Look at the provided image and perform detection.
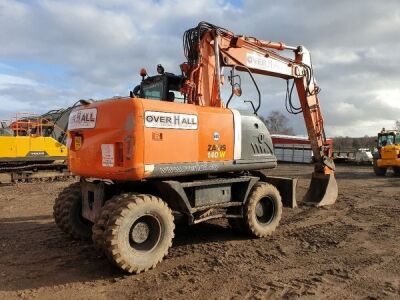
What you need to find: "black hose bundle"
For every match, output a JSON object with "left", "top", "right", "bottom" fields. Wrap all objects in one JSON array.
[
  {"left": 303, "top": 63, "right": 321, "bottom": 97},
  {"left": 183, "top": 22, "right": 230, "bottom": 66},
  {"left": 285, "top": 54, "right": 321, "bottom": 115},
  {"left": 285, "top": 79, "right": 302, "bottom": 115}
]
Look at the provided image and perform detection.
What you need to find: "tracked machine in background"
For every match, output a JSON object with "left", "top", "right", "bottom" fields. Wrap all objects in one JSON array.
[
  {"left": 373, "top": 128, "right": 400, "bottom": 176},
  {"left": 54, "top": 22, "right": 338, "bottom": 274},
  {"left": 0, "top": 105, "right": 76, "bottom": 184}
]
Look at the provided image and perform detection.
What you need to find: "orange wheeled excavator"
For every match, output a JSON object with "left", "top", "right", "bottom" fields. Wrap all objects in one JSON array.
[{"left": 54, "top": 22, "right": 338, "bottom": 274}]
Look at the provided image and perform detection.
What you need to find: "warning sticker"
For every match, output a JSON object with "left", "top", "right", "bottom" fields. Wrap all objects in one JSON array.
[{"left": 101, "top": 144, "right": 114, "bottom": 167}]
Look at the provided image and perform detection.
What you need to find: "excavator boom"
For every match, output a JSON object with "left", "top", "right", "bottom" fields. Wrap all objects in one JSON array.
[{"left": 181, "top": 22, "right": 338, "bottom": 206}]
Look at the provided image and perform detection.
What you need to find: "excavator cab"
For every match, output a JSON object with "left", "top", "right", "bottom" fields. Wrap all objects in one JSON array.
[
  {"left": 377, "top": 131, "right": 397, "bottom": 147},
  {"left": 0, "top": 122, "right": 13, "bottom": 136},
  {"left": 132, "top": 71, "right": 184, "bottom": 102}
]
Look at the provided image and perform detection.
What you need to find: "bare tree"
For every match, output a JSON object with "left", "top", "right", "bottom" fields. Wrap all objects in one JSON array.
[
  {"left": 333, "top": 136, "right": 376, "bottom": 151},
  {"left": 395, "top": 120, "right": 400, "bottom": 131},
  {"left": 262, "top": 110, "right": 294, "bottom": 135}
]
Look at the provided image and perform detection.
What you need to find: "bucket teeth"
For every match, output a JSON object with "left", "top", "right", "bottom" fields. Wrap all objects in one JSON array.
[{"left": 303, "top": 172, "right": 338, "bottom": 207}]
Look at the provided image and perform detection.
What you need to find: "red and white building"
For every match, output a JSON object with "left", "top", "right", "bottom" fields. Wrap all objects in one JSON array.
[{"left": 271, "top": 134, "right": 333, "bottom": 163}]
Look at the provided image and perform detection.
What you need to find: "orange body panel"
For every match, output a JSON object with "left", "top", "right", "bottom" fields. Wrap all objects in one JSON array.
[
  {"left": 69, "top": 99, "right": 144, "bottom": 180},
  {"left": 141, "top": 100, "right": 233, "bottom": 164},
  {"left": 68, "top": 98, "right": 234, "bottom": 181}
]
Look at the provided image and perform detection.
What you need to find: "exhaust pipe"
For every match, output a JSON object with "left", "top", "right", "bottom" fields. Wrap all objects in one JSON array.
[{"left": 303, "top": 172, "right": 338, "bottom": 207}]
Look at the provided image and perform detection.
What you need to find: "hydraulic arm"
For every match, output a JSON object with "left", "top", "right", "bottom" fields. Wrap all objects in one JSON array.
[{"left": 181, "top": 22, "right": 337, "bottom": 206}]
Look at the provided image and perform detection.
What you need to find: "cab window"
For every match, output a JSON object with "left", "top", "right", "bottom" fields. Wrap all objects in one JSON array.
[
  {"left": 379, "top": 135, "right": 395, "bottom": 147},
  {"left": 141, "top": 80, "right": 164, "bottom": 100}
]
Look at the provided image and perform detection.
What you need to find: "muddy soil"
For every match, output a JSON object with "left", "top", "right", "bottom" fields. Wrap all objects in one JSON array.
[{"left": 0, "top": 164, "right": 399, "bottom": 299}]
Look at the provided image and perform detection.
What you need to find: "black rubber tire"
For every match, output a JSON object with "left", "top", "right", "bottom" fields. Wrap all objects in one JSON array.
[
  {"left": 243, "top": 182, "right": 282, "bottom": 238},
  {"left": 92, "top": 200, "right": 117, "bottom": 253},
  {"left": 92, "top": 193, "right": 133, "bottom": 254},
  {"left": 104, "top": 194, "right": 175, "bottom": 274},
  {"left": 373, "top": 160, "right": 387, "bottom": 176},
  {"left": 53, "top": 182, "right": 92, "bottom": 240},
  {"left": 394, "top": 167, "right": 400, "bottom": 176}
]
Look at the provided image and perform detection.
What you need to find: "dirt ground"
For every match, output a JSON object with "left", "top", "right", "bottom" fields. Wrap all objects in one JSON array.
[{"left": 0, "top": 164, "right": 399, "bottom": 299}]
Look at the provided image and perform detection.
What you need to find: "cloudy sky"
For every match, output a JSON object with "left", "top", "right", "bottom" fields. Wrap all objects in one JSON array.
[{"left": 0, "top": 0, "right": 399, "bottom": 137}]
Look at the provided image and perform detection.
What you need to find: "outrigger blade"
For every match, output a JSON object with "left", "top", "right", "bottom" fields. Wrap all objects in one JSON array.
[{"left": 303, "top": 172, "right": 338, "bottom": 207}]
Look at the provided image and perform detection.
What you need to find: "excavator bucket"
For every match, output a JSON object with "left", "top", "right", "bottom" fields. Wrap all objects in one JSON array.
[{"left": 303, "top": 172, "right": 338, "bottom": 207}]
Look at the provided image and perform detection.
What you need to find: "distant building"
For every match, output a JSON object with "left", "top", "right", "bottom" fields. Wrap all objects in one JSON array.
[{"left": 271, "top": 134, "right": 333, "bottom": 163}]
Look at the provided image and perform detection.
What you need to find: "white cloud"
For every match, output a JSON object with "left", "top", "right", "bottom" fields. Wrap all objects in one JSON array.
[
  {"left": 313, "top": 48, "right": 360, "bottom": 65},
  {"left": 0, "top": 74, "right": 38, "bottom": 90},
  {"left": 0, "top": 62, "right": 16, "bottom": 71},
  {"left": 373, "top": 89, "right": 400, "bottom": 109},
  {"left": 335, "top": 102, "right": 359, "bottom": 115},
  {"left": 0, "top": 0, "right": 399, "bottom": 136},
  {"left": 329, "top": 119, "right": 396, "bottom": 137}
]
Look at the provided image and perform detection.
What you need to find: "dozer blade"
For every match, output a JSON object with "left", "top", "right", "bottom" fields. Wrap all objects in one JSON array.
[{"left": 303, "top": 172, "right": 338, "bottom": 207}]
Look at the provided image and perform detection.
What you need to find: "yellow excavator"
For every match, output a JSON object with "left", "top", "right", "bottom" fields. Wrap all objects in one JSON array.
[
  {"left": 373, "top": 128, "right": 400, "bottom": 176},
  {"left": 0, "top": 105, "right": 76, "bottom": 183}
]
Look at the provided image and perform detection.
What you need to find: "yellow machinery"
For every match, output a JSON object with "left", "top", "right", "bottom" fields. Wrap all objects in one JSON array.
[
  {"left": 373, "top": 128, "right": 400, "bottom": 176},
  {"left": 0, "top": 135, "right": 67, "bottom": 163},
  {"left": 0, "top": 107, "right": 74, "bottom": 183}
]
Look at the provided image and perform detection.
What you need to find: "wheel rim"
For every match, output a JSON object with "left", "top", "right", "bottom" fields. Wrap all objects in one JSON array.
[
  {"left": 129, "top": 215, "right": 162, "bottom": 252},
  {"left": 255, "top": 196, "right": 275, "bottom": 225}
]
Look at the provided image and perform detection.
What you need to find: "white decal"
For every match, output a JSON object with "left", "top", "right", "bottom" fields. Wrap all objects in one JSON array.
[
  {"left": 231, "top": 109, "right": 242, "bottom": 160},
  {"left": 144, "top": 111, "right": 198, "bottom": 130},
  {"left": 246, "top": 52, "right": 291, "bottom": 75},
  {"left": 101, "top": 144, "right": 114, "bottom": 167},
  {"left": 144, "top": 164, "right": 155, "bottom": 175},
  {"left": 158, "top": 163, "right": 219, "bottom": 175},
  {"left": 68, "top": 108, "right": 97, "bottom": 130}
]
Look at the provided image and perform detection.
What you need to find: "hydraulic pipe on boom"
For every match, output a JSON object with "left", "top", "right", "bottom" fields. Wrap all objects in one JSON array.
[{"left": 181, "top": 22, "right": 338, "bottom": 206}]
